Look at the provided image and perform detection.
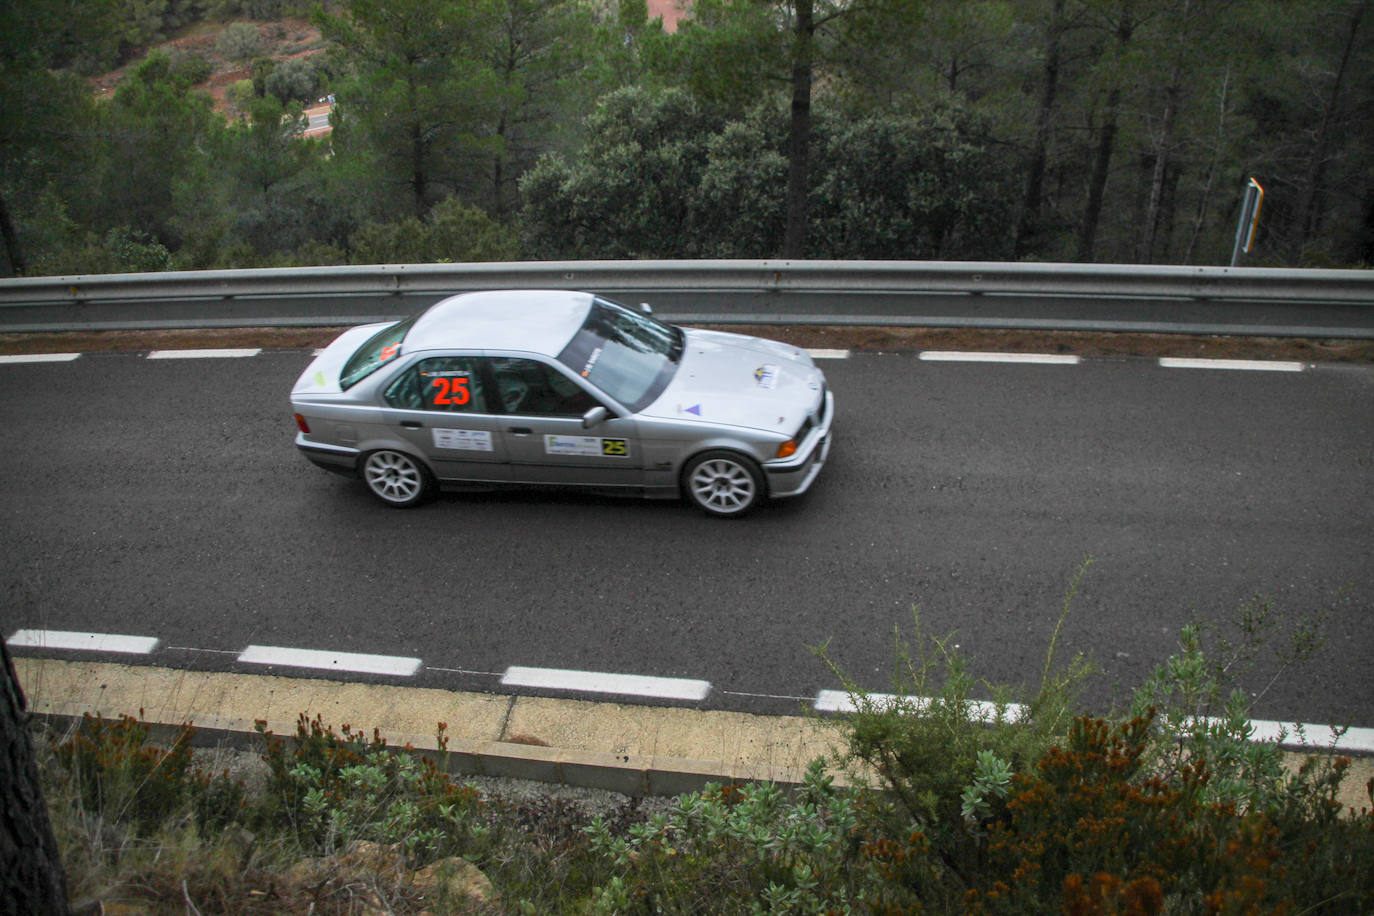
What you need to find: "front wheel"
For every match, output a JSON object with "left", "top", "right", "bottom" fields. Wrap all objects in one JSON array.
[
  {"left": 684, "top": 451, "right": 764, "bottom": 518},
  {"left": 361, "top": 449, "right": 434, "bottom": 508}
]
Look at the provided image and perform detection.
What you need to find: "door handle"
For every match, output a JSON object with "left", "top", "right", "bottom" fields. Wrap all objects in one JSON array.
[
  {"left": 509, "top": 426, "right": 533, "bottom": 436},
  {"left": 400, "top": 421, "right": 423, "bottom": 429}
]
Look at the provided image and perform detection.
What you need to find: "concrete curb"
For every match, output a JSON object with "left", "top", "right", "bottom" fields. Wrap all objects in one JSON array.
[
  {"left": 17, "top": 658, "right": 1371, "bottom": 809},
  {"left": 16, "top": 658, "right": 847, "bottom": 797}
]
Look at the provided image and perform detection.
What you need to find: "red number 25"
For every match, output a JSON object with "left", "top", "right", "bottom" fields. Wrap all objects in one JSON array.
[{"left": 431, "top": 376, "right": 471, "bottom": 406}]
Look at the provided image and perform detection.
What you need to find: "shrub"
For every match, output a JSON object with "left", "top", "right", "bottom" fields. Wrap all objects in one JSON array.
[
  {"left": 817, "top": 559, "right": 1097, "bottom": 888},
  {"left": 254, "top": 714, "right": 489, "bottom": 863},
  {"left": 350, "top": 197, "right": 518, "bottom": 264},
  {"left": 51, "top": 714, "right": 245, "bottom": 836},
  {"left": 264, "top": 56, "right": 320, "bottom": 104},
  {"left": 584, "top": 759, "right": 935, "bottom": 914},
  {"left": 216, "top": 22, "right": 263, "bottom": 63}
]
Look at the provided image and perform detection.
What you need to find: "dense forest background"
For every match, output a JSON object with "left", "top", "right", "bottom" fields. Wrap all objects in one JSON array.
[{"left": 0, "top": 0, "right": 1370, "bottom": 278}]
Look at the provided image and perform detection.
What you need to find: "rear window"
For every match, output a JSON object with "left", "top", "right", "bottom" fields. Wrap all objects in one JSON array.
[{"left": 340, "top": 316, "right": 419, "bottom": 390}]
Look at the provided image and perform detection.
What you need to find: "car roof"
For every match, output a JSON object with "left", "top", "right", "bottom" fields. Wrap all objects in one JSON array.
[{"left": 403, "top": 290, "right": 595, "bottom": 356}]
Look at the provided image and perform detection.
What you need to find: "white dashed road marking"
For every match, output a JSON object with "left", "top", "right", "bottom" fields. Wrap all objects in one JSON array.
[
  {"left": 7, "top": 630, "right": 1368, "bottom": 750},
  {"left": 7, "top": 629, "right": 159, "bottom": 654},
  {"left": 0, "top": 353, "right": 81, "bottom": 364},
  {"left": 237, "top": 645, "right": 421, "bottom": 676},
  {"left": 146, "top": 348, "right": 263, "bottom": 359},
  {"left": 502, "top": 666, "right": 712, "bottom": 701},
  {"left": 1158, "top": 357, "right": 1305, "bottom": 372},
  {"left": 919, "top": 351, "right": 1081, "bottom": 365},
  {"left": 806, "top": 348, "right": 850, "bottom": 359}
]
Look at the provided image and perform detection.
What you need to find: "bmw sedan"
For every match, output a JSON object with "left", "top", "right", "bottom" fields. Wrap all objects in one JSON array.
[{"left": 290, "top": 290, "right": 833, "bottom": 517}]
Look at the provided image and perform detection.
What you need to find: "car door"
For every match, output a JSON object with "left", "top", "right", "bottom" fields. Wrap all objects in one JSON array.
[
  {"left": 380, "top": 355, "right": 512, "bottom": 482},
  {"left": 485, "top": 355, "right": 643, "bottom": 487}
]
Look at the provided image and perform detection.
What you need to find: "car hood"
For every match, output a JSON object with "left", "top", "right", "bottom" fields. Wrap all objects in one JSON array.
[{"left": 640, "top": 329, "right": 824, "bottom": 435}]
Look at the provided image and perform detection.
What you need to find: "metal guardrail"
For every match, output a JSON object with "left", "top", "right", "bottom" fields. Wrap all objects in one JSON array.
[{"left": 1, "top": 260, "right": 1370, "bottom": 337}]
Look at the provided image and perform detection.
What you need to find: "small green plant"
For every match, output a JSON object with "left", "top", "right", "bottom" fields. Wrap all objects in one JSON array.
[
  {"left": 582, "top": 759, "right": 928, "bottom": 914},
  {"left": 255, "top": 713, "right": 487, "bottom": 862},
  {"left": 814, "top": 558, "right": 1098, "bottom": 884},
  {"left": 52, "top": 713, "right": 244, "bottom": 835},
  {"left": 1129, "top": 591, "right": 1342, "bottom": 814}
]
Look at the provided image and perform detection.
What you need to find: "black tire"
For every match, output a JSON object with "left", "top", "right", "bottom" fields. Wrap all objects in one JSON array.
[
  {"left": 683, "top": 450, "right": 765, "bottom": 518},
  {"left": 360, "top": 449, "right": 434, "bottom": 508}
]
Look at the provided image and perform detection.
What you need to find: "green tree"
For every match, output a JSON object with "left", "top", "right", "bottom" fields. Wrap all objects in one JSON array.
[
  {"left": 87, "top": 53, "right": 219, "bottom": 251},
  {"left": 0, "top": 0, "right": 101, "bottom": 275},
  {"left": 315, "top": 0, "right": 502, "bottom": 218},
  {"left": 519, "top": 86, "right": 724, "bottom": 258},
  {"left": 668, "top": 0, "right": 923, "bottom": 258},
  {"left": 810, "top": 107, "right": 1016, "bottom": 259},
  {"left": 475, "top": 0, "right": 607, "bottom": 220}
]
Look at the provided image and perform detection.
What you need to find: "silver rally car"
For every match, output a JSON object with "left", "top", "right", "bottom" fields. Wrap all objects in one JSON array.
[{"left": 291, "top": 290, "right": 834, "bottom": 517}]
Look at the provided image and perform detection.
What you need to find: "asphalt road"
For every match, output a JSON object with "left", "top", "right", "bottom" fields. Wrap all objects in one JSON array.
[{"left": 2, "top": 347, "right": 1370, "bottom": 727}]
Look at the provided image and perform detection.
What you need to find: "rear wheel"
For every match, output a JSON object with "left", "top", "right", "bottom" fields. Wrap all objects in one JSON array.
[
  {"left": 361, "top": 449, "right": 433, "bottom": 508},
  {"left": 684, "top": 451, "right": 764, "bottom": 518}
]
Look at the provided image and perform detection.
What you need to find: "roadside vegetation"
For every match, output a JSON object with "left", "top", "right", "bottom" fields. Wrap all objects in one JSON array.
[
  {"left": 2, "top": 0, "right": 1372, "bottom": 278},
  {"left": 35, "top": 572, "right": 1373, "bottom": 914}
]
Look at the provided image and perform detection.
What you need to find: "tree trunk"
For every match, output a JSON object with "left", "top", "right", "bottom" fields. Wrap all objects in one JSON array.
[
  {"left": 1, "top": 642, "right": 71, "bottom": 916},
  {"left": 1139, "top": 0, "right": 1192, "bottom": 263},
  {"left": 1182, "top": 67, "right": 1229, "bottom": 264},
  {"left": 1015, "top": 0, "right": 1065, "bottom": 259},
  {"left": 782, "top": 0, "right": 814, "bottom": 259},
  {"left": 411, "top": 119, "right": 428, "bottom": 217},
  {"left": 1077, "top": 92, "right": 1120, "bottom": 262},
  {"left": 0, "top": 193, "right": 25, "bottom": 277},
  {"left": 1297, "top": 0, "right": 1366, "bottom": 249},
  {"left": 1076, "top": 5, "right": 1134, "bottom": 262},
  {"left": 1139, "top": 82, "right": 1179, "bottom": 263}
]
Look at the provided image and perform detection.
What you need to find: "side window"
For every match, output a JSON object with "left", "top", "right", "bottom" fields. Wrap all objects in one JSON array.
[
  {"left": 488, "top": 357, "right": 599, "bottom": 417},
  {"left": 384, "top": 357, "right": 489, "bottom": 413}
]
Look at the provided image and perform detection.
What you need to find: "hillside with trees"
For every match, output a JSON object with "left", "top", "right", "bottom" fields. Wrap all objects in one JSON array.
[{"left": 1, "top": 0, "right": 1370, "bottom": 277}]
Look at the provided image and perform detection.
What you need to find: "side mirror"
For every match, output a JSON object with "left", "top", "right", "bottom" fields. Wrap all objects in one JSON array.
[
  {"left": 639, "top": 302, "right": 653, "bottom": 316},
  {"left": 582, "top": 406, "right": 609, "bottom": 428}
]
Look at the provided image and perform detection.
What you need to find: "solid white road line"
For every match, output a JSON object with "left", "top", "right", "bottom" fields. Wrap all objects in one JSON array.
[
  {"left": 1159, "top": 357, "right": 1305, "bottom": 372},
  {"left": 814, "top": 691, "right": 1373, "bottom": 754},
  {"left": 814, "top": 689, "right": 1027, "bottom": 721},
  {"left": 1232, "top": 719, "right": 1374, "bottom": 755},
  {"left": 7, "top": 629, "right": 159, "bottom": 654},
  {"left": 146, "top": 348, "right": 263, "bottom": 359},
  {"left": 919, "top": 351, "right": 1081, "bottom": 365},
  {"left": 0, "top": 353, "right": 81, "bottom": 364},
  {"left": 502, "top": 666, "right": 712, "bottom": 701},
  {"left": 237, "top": 645, "right": 421, "bottom": 677},
  {"left": 806, "top": 348, "right": 851, "bottom": 359}
]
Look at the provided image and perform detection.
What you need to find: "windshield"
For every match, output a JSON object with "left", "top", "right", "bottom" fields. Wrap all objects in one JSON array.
[
  {"left": 340, "top": 316, "right": 419, "bottom": 390},
  {"left": 556, "top": 298, "right": 682, "bottom": 412}
]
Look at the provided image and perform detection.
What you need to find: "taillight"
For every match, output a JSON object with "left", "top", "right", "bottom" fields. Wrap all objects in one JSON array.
[
  {"left": 294, "top": 413, "right": 311, "bottom": 434},
  {"left": 776, "top": 439, "right": 798, "bottom": 459}
]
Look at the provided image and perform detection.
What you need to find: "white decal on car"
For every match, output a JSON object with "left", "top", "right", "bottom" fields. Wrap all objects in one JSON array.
[
  {"left": 544, "top": 435, "right": 630, "bottom": 457},
  {"left": 432, "top": 428, "right": 494, "bottom": 451}
]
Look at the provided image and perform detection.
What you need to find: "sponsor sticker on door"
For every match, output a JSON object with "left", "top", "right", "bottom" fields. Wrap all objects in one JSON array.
[
  {"left": 545, "top": 435, "right": 630, "bottom": 457},
  {"left": 432, "top": 428, "right": 494, "bottom": 451}
]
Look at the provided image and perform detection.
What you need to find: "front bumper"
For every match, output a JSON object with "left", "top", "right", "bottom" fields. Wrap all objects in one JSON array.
[{"left": 763, "top": 390, "right": 834, "bottom": 499}]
